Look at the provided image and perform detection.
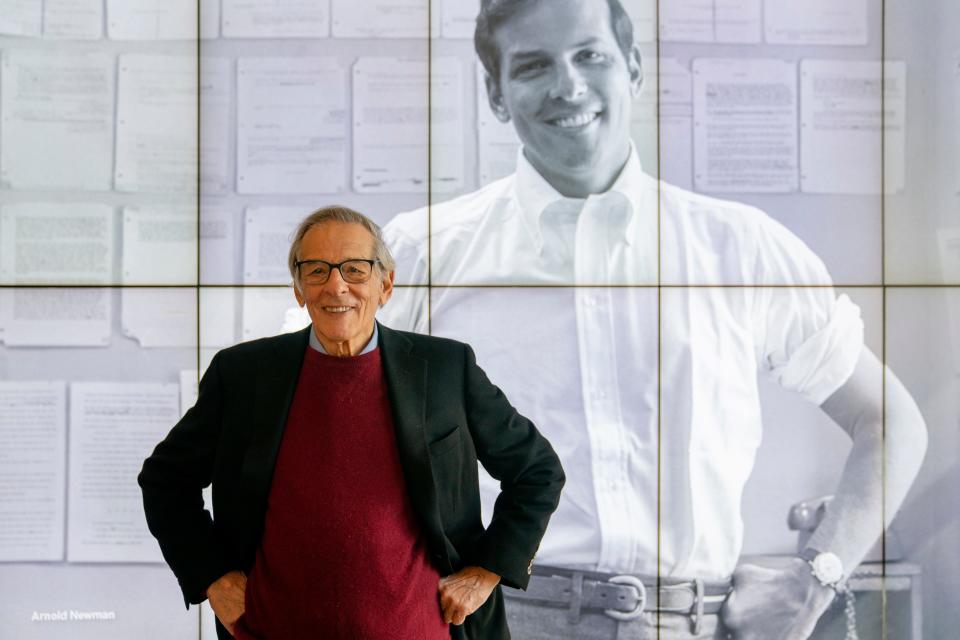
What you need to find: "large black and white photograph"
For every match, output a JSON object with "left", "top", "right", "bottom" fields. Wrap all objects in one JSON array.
[{"left": 0, "top": 0, "right": 957, "bottom": 638}]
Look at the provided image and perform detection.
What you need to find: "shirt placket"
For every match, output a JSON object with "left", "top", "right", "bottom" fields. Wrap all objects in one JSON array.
[{"left": 574, "top": 197, "right": 635, "bottom": 573}]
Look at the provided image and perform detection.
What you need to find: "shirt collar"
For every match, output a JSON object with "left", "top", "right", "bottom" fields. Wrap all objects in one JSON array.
[
  {"left": 513, "top": 143, "right": 644, "bottom": 252},
  {"left": 309, "top": 322, "right": 379, "bottom": 355}
]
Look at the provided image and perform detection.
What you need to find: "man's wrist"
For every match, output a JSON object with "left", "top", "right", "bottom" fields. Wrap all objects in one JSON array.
[
  {"left": 471, "top": 565, "right": 502, "bottom": 587},
  {"left": 207, "top": 570, "right": 244, "bottom": 599}
]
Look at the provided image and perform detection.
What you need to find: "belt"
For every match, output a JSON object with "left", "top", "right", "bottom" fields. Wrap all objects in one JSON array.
[{"left": 505, "top": 565, "right": 732, "bottom": 632}]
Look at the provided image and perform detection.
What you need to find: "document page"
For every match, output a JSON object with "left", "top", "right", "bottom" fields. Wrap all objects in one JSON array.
[
  {"left": 353, "top": 57, "right": 464, "bottom": 193},
  {"left": 121, "top": 205, "right": 197, "bottom": 284},
  {"left": 242, "top": 206, "right": 306, "bottom": 284},
  {"left": 764, "top": 0, "right": 868, "bottom": 45},
  {"left": 476, "top": 63, "right": 520, "bottom": 185},
  {"left": 0, "top": 382, "right": 67, "bottom": 562},
  {"left": 237, "top": 57, "right": 347, "bottom": 194},
  {"left": 0, "top": 0, "right": 41, "bottom": 36},
  {"left": 223, "top": 0, "right": 329, "bottom": 37},
  {"left": 68, "top": 383, "right": 179, "bottom": 563},
  {"left": 631, "top": 57, "right": 694, "bottom": 189},
  {"left": 800, "top": 60, "right": 906, "bottom": 194},
  {"left": 44, "top": 0, "right": 103, "bottom": 39},
  {"left": 0, "top": 51, "right": 113, "bottom": 191},
  {"left": 0, "top": 204, "right": 114, "bottom": 284},
  {"left": 659, "top": 0, "right": 713, "bottom": 43},
  {"left": 715, "top": 0, "right": 761, "bottom": 43},
  {"left": 331, "top": 0, "right": 438, "bottom": 38},
  {"left": 0, "top": 289, "right": 112, "bottom": 347},
  {"left": 107, "top": 0, "right": 216, "bottom": 40},
  {"left": 121, "top": 288, "right": 197, "bottom": 348},
  {"left": 693, "top": 58, "right": 798, "bottom": 193},
  {"left": 115, "top": 55, "right": 212, "bottom": 194}
]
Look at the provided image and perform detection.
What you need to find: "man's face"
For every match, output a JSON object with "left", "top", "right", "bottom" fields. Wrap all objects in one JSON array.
[
  {"left": 486, "top": 0, "right": 642, "bottom": 196},
  {"left": 293, "top": 222, "right": 394, "bottom": 357}
]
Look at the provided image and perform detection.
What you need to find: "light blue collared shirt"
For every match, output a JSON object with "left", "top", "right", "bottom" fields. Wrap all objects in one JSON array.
[{"left": 308, "top": 323, "right": 379, "bottom": 355}]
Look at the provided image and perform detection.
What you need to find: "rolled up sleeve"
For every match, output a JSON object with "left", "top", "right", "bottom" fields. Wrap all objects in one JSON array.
[{"left": 752, "top": 216, "right": 865, "bottom": 405}]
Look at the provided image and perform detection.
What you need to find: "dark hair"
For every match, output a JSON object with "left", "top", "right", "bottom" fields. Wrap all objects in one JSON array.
[
  {"left": 288, "top": 205, "right": 396, "bottom": 290},
  {"left": 475, "top": 0, "right": 635, "bottom": 84}
]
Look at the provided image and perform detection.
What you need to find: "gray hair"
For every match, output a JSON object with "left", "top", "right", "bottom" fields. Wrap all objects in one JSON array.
[{"left": 287, "top": 205, "right": 396, "bottom": 290}]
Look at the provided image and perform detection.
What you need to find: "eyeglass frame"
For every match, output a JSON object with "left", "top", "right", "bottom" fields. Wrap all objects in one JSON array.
[{"left": 294, "top": 258, "right": 382, "bottom": 285}]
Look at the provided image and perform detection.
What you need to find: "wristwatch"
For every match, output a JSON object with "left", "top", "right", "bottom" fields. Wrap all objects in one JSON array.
[
  {"left": 800, "top": 548, "right": 860, "bottom": 640},
  {"left": 800, "top": 548, "right": 845, "bottom": 589}
]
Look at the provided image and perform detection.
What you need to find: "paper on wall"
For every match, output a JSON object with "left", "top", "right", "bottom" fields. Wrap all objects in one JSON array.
[
  {"left": 353, "top": 57, "right": 464, "bottom": 194},
  {"left": 692, "top": 58, "right": 798, "bottom": 193},
  {"left": 0, "top": 382, "right": 67, "bottom": 562},
  {"left": 237, "top": 57, "right": 347, "bottom": 194},
  {"left": 0, "top": 51, "right": 113, "bottom": 191}
]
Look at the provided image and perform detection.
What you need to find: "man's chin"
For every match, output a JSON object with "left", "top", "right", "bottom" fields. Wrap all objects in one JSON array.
[{"left": 529, "top": 148, "right": 597, "bottom": 174}]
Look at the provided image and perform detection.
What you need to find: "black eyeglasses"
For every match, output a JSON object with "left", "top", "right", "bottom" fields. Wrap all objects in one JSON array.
[{"left": 295, "top": 259, "right": 380, "bottom": 285}]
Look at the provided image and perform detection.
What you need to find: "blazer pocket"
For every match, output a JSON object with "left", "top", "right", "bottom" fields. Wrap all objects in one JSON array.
[{"left": 428, "top": 425, "right": 462, "bottom": 457}]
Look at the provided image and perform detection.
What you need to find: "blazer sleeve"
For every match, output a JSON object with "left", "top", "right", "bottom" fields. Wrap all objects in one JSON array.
[
  {"left": 461, "top": 343, "right": 565, "bottom": 589},
  {"left": 138, "top": 352, "right": 233, "bottom": 607}
]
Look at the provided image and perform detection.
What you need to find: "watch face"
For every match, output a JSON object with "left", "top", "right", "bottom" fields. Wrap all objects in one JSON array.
[{"left": 811, "top": 552, "right": 844, "bottom": 585}]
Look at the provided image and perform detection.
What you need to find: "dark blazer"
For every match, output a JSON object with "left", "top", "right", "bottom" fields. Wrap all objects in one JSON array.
[{"left": 139, "top": 322, "right": 564, "bottom": 640}]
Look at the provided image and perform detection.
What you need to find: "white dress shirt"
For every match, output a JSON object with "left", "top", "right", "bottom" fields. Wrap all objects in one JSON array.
[{"left": 379, "top": 148, "right": 863, "bottom": 580}]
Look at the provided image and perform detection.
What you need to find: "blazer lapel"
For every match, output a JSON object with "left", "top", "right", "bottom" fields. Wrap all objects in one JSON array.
[
  {"left": 239, "top": 325, "right": 311, "bottom": 541},
  {"left": 377, "top": 323, "right": 448, "bottom": 561}
]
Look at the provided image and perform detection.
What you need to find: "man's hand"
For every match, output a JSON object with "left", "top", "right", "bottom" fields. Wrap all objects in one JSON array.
[
  {"left": 438, "top": 566, "right": 500, "bottom": 626},
  {"left": 722, "top": 558, "right": 835, "bottom": 640},
  {"left": 207, "top": 570, "right": 247, "bottom": 636}
]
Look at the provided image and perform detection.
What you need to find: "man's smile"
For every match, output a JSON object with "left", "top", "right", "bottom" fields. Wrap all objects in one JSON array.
[
  {"left": 321, "top": 305, "right": 354, "bottom": 313},
  {"left": 547, "top": 111, "right": 601, "bottom": 128}
]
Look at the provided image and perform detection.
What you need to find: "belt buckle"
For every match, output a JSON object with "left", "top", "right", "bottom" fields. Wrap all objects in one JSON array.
[{"left": 603, "top": 574, "right": 647, "bottom": 621}]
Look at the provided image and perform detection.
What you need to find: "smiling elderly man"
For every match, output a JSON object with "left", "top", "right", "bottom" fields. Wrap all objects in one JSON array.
[{"left": 138, "top": 205, "right": 564, "bottom": 640}]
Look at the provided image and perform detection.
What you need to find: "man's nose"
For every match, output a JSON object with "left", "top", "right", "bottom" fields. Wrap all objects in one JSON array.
[
  {"left": 321, "top": 266, "right": 350, "bottom": 293},
  {"left": 548, "top": 62, "right": 587, "bottom": 101}
]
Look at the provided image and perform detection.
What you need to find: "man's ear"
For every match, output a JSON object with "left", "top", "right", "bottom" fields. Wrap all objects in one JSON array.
[
  {"left": 485, "top": 73, "right": 511, "bottom": 123},
  {"left": 294, "top": 284, "right": 305, "bottom": 307},
  {"left": 627, "top": 45, "right": 644, "bottom": 98},
  {"left": 378, "top": 270, "right": 395, "bottom": 307}
]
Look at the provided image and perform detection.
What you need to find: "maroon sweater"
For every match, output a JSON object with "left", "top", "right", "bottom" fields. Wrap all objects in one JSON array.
[{"left": 236, "top": 347, "right": 449, "bottom": 639}]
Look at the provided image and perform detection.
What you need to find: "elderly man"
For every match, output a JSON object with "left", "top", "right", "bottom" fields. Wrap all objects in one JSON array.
[
  {"left": 380, "top": 0, "right": 927, "bottom": 638},
  {"left": 139, "top": 206, "right": 564, "bottom": 639}
]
